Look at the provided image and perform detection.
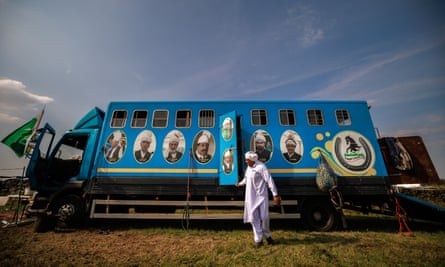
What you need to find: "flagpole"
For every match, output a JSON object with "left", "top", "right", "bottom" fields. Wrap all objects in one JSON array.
[
  {"left": 24, "top": 107, "right": 45, "bottom": 158},
  {"left": 13, "top": 167, "right": 26, "bottom": 225}
]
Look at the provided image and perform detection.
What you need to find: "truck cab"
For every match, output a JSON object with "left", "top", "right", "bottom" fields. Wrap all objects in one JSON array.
[{"left": 26, "top": 108, "right": 104, "bottom": 231}]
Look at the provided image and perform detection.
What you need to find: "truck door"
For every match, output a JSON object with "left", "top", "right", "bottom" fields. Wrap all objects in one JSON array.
[
  {"left": 47, "top": 134, "right": 89, "bottom": 185},
  {"left": 219, "top": 111, "right": 239, "bottom": 185},
  {"left": 26, "top": 123, "right": 56, "bottom": 190}
]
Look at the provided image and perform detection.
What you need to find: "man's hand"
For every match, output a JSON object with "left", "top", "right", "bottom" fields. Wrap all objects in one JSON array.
[{"left": 273, "top": 196, "right": 281, "bottom": 206}]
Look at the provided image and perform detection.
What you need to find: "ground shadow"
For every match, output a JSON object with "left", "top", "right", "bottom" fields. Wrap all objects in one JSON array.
[{"left": 82, "top": 213, "right": 443, "bottom": 234}]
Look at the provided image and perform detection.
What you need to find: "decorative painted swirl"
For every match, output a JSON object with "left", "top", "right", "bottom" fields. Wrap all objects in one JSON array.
[{"left": 311, "top": 148, "right": 344, "bottom": 175}]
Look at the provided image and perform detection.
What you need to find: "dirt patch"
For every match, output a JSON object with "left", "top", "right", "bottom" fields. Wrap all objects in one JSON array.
[{"left": 0, "top": 218, "right": 226, "bottom": 266}]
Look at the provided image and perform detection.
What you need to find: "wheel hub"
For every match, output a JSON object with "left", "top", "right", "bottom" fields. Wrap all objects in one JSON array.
[{"left": 58, "top": 204, "right": 75, "bottom": 222}]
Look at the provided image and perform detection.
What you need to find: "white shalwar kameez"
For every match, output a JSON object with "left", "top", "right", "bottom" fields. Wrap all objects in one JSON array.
[{"left": 238, "top": 160, "right": 278, "bottom": 243}]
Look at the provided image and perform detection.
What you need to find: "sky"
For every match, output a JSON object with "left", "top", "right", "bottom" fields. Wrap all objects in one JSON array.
[{"left": 0, "top": 0, "right": 444, "bottom": 179}]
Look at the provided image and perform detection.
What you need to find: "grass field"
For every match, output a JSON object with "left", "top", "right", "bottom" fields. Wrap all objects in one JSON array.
[{"left": 1, "top": 211, "right": 444, "bottom": 266}]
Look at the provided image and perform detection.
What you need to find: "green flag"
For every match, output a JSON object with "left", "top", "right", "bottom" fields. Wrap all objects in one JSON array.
[{"left": 1, "top": 109, "right": 44, "bottom": 158}]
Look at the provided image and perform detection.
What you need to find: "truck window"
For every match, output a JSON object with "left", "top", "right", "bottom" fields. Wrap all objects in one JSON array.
[
  {"left": 111, "top": 110, "right": 128, "bottom": 128},
  {"left": 336, "top": 109, "right": 351, "bottom": 126},
  {"left": 307, "top": 109, "right": 324, "bottom": 126},
  {"left": 153, "top": 110, "right": 168, "bottom": 128},
  {"left": 279, "top": 109, "right": 296, "bottom": 126},
  {"left": 199, "top": 109, "right": 215, "bottom": 128},
  {"left": 50, "top": 135, "right": 89, "bottom": 182},
  {"left": 176, "top": 110, "right": 192, "bottom": 128},
  {"left": 131, "top": 110, "right": 148, "bottom": 128},
  {"left": 251, "top": 109, "right": 267, "bottom": 126}
]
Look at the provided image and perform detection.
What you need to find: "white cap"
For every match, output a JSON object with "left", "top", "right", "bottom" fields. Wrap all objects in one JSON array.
[
  {"left": 113, "top": 131, "right": 122, "bottom": 141},
  {"left": 223, "top": 118, "right": 232, "bottom": 127},
  {"left": 169, "top": 134, "right": 179, "bottom": 143},
  {"left": 141, "top": 132, "right": 152, "bottom": 143},
  {"left": 245, "top": 151, "right": 258, "bottom": 161},
  {"left": 197, "top": 133, "right": 209, "bottom": 144},
  {"left": 255, "top": 133, "right": 266, "bottom": 143}
]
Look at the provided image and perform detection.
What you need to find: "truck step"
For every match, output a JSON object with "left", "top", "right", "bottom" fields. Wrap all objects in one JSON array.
[{"left": 89, "top": 199, "right": 300, "bottom": 220}]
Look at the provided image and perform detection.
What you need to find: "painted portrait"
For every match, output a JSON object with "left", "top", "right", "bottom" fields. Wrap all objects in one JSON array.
[
  {"left": 163, "top": 130, "right": 185, "bottom": 163},
  {"left": 280, "top": 130, "right": 303, "bottom": 164},
  {"left": 133, "top": 130, "right": 156, "bottom": 163},
  {"left": 193, "top": 130, "right": 215, "bottom": 164},
  {"left": 250, "top": 130, "right": 273, "bottom": 163},
  {"left": 222, "top": 117, "right": 234, "bottom": 141},
  {"left": 104, "top": 130, "right": 127, "bottom": 163}
]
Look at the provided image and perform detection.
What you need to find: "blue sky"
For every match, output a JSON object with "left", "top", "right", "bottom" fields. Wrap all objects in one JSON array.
[{"left": 1, "top": 0, "right": 444, "bottom": 178}]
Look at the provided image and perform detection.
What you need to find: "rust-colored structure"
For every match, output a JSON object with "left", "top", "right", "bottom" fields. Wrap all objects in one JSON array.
[{"left": 378, "top": 136, "right": 439, "bottom": 184}]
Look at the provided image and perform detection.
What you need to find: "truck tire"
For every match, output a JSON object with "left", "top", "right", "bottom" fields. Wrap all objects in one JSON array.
[
  {"left": 302, "top": 199, "right": 339, "bottom": 231},
  {"left": 52, "top": 194, "right": 85, "bottom": 229},
  {"left": 33, "top": 214, "right": 56, "bottom": 233}
]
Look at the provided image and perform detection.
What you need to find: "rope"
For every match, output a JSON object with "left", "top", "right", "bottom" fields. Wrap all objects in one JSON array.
[
  {"left": 329, "top": 186, "right": 343, "bottom": 210},
  {"left": 329, "top": 185, "right": 348, "bottom": 228},
  {"left": 181, "top": 149, "right": 193, "bottom": 231},
  {"left": 12, "top": 167, "right": 27, "bottom": 224},
  {"left": 182, "top": 203, "right": 190, "bottom": 231},
  {"left": 394, "top": 196, "right": 413, "bottom": 237}
]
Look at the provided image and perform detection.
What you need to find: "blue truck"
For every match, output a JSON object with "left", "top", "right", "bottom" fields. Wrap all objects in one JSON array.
[{"left": 25, "top": 100, "right": 442, "bottom": 232}]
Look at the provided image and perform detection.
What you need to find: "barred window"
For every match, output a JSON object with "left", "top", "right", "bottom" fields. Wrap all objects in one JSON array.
[
  {"left": 336, "top": 109, "right": 351, "bottom": 126},
  {"left": 176, "top": 110, "right": 192, "bottom": 128},
  {"left": 307, "top": 109, "right": 324, "bottom": 126},
  {"left": 152, "top": 110, "right": 168, "bottom": 128},
  {"left": 110, "top": 110, "right": 127, "bottom": 128},
  {"left": 131, "top": 110, "right": 148, "bottom": 128},
  {"left": 279, "top": 109, "right": 296, "bottom": 126},
  {"left": 199, "top": 109, "right": 215, "bottom": 128},
  {"left": 251, "top": 109, "right": 267, "bottom": 126}
]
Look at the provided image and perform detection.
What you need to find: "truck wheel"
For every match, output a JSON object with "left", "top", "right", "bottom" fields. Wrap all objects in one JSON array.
[
  {"left": 52, "top": 194, "right": 85, "bottom": 229},
  {"left": 33, "top": 214, "right": 56, "bottom": 233},
  {"left": 302, "top": 199, "right": 339, "bottom": 231}
]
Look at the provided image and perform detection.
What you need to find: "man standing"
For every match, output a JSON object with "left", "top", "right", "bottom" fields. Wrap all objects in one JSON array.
[{"left": 237, "top": 151, "right": 281, "bottom": 248}]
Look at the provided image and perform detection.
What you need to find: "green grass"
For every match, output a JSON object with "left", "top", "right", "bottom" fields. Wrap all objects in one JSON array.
[
  {"left": 1, "top": 206, "right": 444, "bottom": 266},
  {"left": 106, "top": 215, "right": 444, "bottom": 266}
]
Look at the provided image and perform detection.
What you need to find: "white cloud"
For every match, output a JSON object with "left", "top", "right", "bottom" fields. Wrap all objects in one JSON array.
[
  {"left": 0, "top": 78, "right": 54, "bottom": 122},
  {"left": 286, "top": 5, "right": 325, "bottom": 48},
  {"left": 0, "top": 112, "right": 22, "bottom": 123}
]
